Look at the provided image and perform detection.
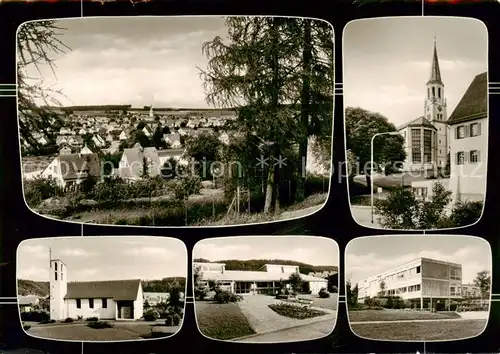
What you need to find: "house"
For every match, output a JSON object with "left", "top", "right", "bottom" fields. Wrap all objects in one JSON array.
[
  {"left": 411, "top": 72, "right": 488, "bottom": 204},
  {"left": 447, "top": 72, "right": 488, "bottom": 203},
  {"left": 163, "top": 133, "right": 181, "bottom": 148},
  {"left": 49, "top": 259, "right": 144, "bottom": 321},
  {"left": 41, "top": 153, "right": 101, "bottom": 188},
  {"left": 142, "top": 126, "right": 153, "bottom": 138},
  {"left": 397, "top": 40, "right": 449, "bottom": 173},
  {"left": 18, "top": 295, "right": 40, "bottom": 313},
  {"left": 104, "top": 141, "right": 121, "bottom": 155},
  {"left": 56, "top": 135, "right": 69, "bottom": 146},
  {"left": 80, "top": 145, "right": 94, "bottom": 155},
  {"left": 194, "top": 262, "right": 328, "bottom": 295},
  {"left": 143, "top": 292, "right": 170, "bottom": 306},
  {"left": 462, "top": 284, "right": 482, "bottom": 298},
  {"left": 356, "top": 257, "right": 462, "bottom": 310},
  {"left": 118, "top": 146, "right": 161, "bottom": 181},
  {"left": 59, "top": 144, "right": 75, "bottom": 156},
  {"left": 119, "top": 130, "right": 128, "bottom": 141},
  {"left": 157, "top": 149, "right": 187, "bottom": 167},
  {"left": 92, "top": 134, "right": 106, "bottom": 148}
]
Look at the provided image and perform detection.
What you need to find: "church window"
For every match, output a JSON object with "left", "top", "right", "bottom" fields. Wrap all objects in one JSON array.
[
  {"left": 102, "top": 298, "right": 108, "bottom": 308},
  {"left": 54, "top": 271, "right": 57, "bottom": 281},
  {"left": 411, "top": 129, "right": 421, "bottom": 163},
  {"left": 89, "top": 298, "right": 94, "bottom": 308},
  {"left": 470, "top": 150, "right": 480, "bottom": 163},
  {"left": 432, "top": 87, "right": 435, "bottom": 97},
  {"left": 423, "top": 130, "right": 432, "bottom": 163},
  {"left": 76, "top": 299, "right": 81, "bottom": 309},
  {"left": 55, "top": 263, "right": 58, "bottom": 271},
  {"left": 438, "top": 87, "right": 441, "bottom": 98}
]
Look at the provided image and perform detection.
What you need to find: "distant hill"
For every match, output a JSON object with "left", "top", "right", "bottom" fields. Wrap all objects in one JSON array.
[
  {"left": 18, "top": 277, "right": 186, "bottom": 297},
  {"left": 193, "top": 258, "right": 338, "bottom": 275}
]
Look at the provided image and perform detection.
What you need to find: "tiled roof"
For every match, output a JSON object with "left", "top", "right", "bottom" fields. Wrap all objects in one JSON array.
[
  {"left": 200, "top": 270, "right": 328, "bottom": 283},
  {"left": 448, "top": 72, "right": 487, "bottom": 125},
  {"left": 121, "top": 147, "right": 161, "bottom": 178},
  {"left": 64, "top": 279, "right": 141, "bottom": 301},
  {"left": 398, "top": 116, "right": 437, "bottom": 130},
  {"left": 57, "top": 153, "right": 101, "bottom": 181}
]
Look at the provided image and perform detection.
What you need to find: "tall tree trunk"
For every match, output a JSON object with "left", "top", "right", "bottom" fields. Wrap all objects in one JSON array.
[
  {"left": 297, "top": 19, "right": 312, "bottom": 202},
  {"left": 264, "top": 18, "right": 281, "bottom": 214}
]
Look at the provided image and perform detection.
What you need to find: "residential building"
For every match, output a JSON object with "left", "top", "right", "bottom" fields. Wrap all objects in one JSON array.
[
  {"left": 118, "top": 146, "right": 161, "bottom": 181},
  {"left": 157, "top": 149, "right": 187, "bottom": 167},
  {"left": 59, "top": 144, "right": 75, "bottom": 156},
  {"left": 49, "top": 258, "right": 144, "bottom": 321},
  {"left": 398, "top": 39, "right": 449, "bottom": 172},
  {"left": 163, "top": 133, "right": 182, "bottom": 148},
  {"left": 356, "top": 257, "right": 463, "bottom": 309},
  {"left": 462, "top": 284, "right": 481, "bottom": 298},
  {"left": 143, "top": 292, "right": 170, "bottom": 306},
  {"left": 447, "top": 71, "right": 488, "bottom": 203},
  {"left": 18, "top": 295, "right": 40, "bottom": 313},
  {"left": 41, "top": 153, "right": 101, "bottom": 188},
  {"left": 194, "top": 262, "right": 328, "bottom": 295}
]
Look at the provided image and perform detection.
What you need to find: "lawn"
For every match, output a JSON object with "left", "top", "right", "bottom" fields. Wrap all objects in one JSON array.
[
  {"left": 351, "top": 319, "right": 487, "bottom": 341},
  {"left": 348, "top": 309, "right": 462, "bottom": 322},
  {"left": 268, "top": 303, "right": 327, "bottom": 320},
  {"left": 195, "top": 301, "right": 255, "bottom": 340}
]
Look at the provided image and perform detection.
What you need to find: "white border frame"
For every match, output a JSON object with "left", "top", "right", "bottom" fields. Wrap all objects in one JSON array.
[
  {"left": 343, "top": 234, "right": 493, "bottom": 343},
  {"left": 16, "top": 15, "right": 335, "bottom": 229},
  {"left": 191, "top": 235, "right": 340, "bottom": 344},
  {"left": 342, "top": 16, "right": 489, "bottom": 232},
  {"left": 15, "top": 235, "right": 189, "bottom": 343}
]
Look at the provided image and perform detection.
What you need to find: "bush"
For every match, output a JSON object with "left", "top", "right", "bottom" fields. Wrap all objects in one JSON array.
[
  {"left": 23, "top": 323, "right": 31, "bottom": 331},
  {"left": 269, "top": 303, "right": 327, "bottom": 319},
  {"left": 165, "top": 313, "right": 181, "bottom": 326},
  {"left": 173, "top": 175, "right": 202, "bottom": 200},
  {"left": 24, "top": 177, "right": 63, "bottom": 207},
  {"left": 21, "top": 311, "right": 49, "bottom": 323},
  {"left": 318, "top": 288, "right": 330, "bottom": 298},
  {"left": 77, "top": 315, "right": 83, "bottom": 321},
  {"left": 86, "top": 321, "right": 113, "bottom": 329},
  {"left": 85, "top": 316, "right": 99, "bottom": 321},
  {"left": 143, "top": 309, "right": 160, "bottom": 321},
  {"left": 194, "top": 287, "right": 208, "bottom": 300},
  {"left": 435, "top": 302, "right": 446, "bottom": 311},
  {"left": 63, "top": 317, "right": 73, "bottom": 323},
  {"left": 213, "top": 289, "right": 242, "bottom": 304},
  {"left": 330, "top": 285, "right": 339, "bottom": 293}
]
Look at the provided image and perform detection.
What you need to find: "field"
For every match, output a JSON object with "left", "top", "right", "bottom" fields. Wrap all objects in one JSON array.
[
  {"left": 348, "top": 309, "right": 462, "bottom": 322},
  {"left": 195, "top": 301, "right": 255, "bottom": 340}
]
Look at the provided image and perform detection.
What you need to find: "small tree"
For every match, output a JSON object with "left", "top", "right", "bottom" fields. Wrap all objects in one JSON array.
[
  {"left": 473, "top": 270, "right": 491, "bottom": 307},
  {"left": 378, "top": 280, "right": 387, "bottom": 297},
  {"left": 193, "top": 266, "right": 208, "bottom": 300},
  {"left": 346, "top": 280, "right": 359, "bottom": 307},
  {"left": 288, "top": 272, "right": 303, "bottom": 293}
]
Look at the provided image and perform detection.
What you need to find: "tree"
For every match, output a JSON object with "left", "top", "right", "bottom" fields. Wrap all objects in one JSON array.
[
  {"left": 153, "top": 125, "right": 165, "bottom": 149},
  {"left": 168, "top": 287, "right": 182, "bottom": 313},
  {"left": 137, "top": 121, "right": 146, "bottom": 130},
  {"left": 378, "top": 280, "right": 387, "bottom": 297},
  {"left": 193, "top": 266, "right": 208, "bottom": 300},
  {"left": 375, "top": 182, "right": 452, "bottom": 229},
  {"left": 184, "top": 133, "right": 222, "bottom": 179},
  {"left": 288, "top": 272, "right": 303, "bottom": 293},
  {"left": 473, "top": 270, "right": 491, "bottom": 306},
  {"left": 162, "top": 126, "right": 171, "bottom": 135},
  {"left": 346, "top": 280, "right": 358, "bottom": 307},
  {"left": 17, "top": 21, "right": 72, "bottom": 152},
  {"left": 345, "top": 107, "right": 406, "bottom": 186},
  {"left": 199, "top": 17, "right": 333, "bottom": 214}
]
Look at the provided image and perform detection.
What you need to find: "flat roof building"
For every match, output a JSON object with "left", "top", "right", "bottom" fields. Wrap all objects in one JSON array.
[{"left": 356, "top": 257, "right": 462, "bottom": 310}]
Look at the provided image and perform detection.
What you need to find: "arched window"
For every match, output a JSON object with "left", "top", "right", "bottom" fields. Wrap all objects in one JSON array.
[
  {"left": 438, "top": 87, "right": 441, "bottom": 98},
  {"left": 432, "top": 87, "right": 435, "bottom": 97}
]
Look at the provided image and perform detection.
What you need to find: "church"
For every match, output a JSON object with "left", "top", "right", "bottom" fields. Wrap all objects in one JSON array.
[
  {"left": 49, "top": 258, "right": 144, "bottom": 321},
  {"left": 398, "top": 39, "right": 449, "bottom": 174}
]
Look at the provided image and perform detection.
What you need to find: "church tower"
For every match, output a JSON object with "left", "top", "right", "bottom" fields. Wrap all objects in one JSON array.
[
  {"left": 49, "top": 257, "right": 67, "bottom": 321},
  {"left": 424, "top": 38, "right": 448, "bottom": 169}
]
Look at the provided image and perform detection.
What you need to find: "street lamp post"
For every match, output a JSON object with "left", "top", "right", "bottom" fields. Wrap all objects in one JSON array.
[{"left": 370, "top": 131, "right": 404, "bottom": 224}]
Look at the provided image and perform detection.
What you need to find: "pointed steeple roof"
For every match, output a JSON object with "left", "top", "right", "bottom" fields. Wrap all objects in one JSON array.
[{"left": 427, "top": 38, "right": 443, "bottom": 85}]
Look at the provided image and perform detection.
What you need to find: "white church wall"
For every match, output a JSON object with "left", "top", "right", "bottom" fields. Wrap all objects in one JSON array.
[
  {"left": 134, "top": 284, "right": 144, "bottom": 320},
  {"left": 67, "top": 298, "right": 116, "bottom": 320}
]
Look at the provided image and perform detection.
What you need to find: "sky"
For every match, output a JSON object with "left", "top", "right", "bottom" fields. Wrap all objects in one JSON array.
[
  {"left": 193, "top": 236, "right": 339, "bottom": 266},
  {"left": 20, "top": 17, "right": 229, "bottom": 108},
  {"left": 17, "top": 236, "right": 187, "bottom": 282},
  {"left": 345, "top": 235, "right": 491, "bottom": 285},
  {"left": 343, "top": 17, "right": 488, "bottom": 127}
]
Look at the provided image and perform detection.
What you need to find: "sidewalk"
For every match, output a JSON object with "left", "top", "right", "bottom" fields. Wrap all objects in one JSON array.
[{"left": 350, "top": 205, "right": 382, "bottom": 228}]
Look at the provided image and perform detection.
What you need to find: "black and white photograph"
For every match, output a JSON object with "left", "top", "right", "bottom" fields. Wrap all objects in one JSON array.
[
  {"left": 344, "top": 17, "right": 488, "bottom": 230},
  {"left": 18, "top": 16, "right": 334, "bottom": 227},
  {"left": 16, "top": 236, "right": 187, "bottom": 342},
  {"left": 345, "top": 235, "right": 491, "bottom": 341},
  {"left": 192, "top": 236, "right": 339, "bottom": 343}
]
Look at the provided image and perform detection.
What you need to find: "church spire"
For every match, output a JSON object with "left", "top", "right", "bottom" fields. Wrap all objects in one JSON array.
[{"left": 427, "top": 37, "right": 443, "bottom": 85}]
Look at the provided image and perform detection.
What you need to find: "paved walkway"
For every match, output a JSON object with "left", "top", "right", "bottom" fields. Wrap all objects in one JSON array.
[
  {"left": 236, "top": 295, "right": 336, "bottom": 335},
  {"left": 236, "top": 319, "right": 335, "bottom": 343},
  {"left": 350, "top": 205, "right": 382, "bottom": 228}
]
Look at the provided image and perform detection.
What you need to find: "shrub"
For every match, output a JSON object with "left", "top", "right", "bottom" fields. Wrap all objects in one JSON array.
[
  {"left": 21, "top": 311, "right": 49, "bottom": 323},
  {"left": 143, "top": 309, "right": 160, "bottom": 322},
  {"left": 269, "top": 303, "right": 327, "bottom": 319},
  {"left": 23, "top": 323, "right": 31, "bottom": 331},
  {"left": 194, "top": 287, "right": 208, "bottom": 300},
  {"left": 319, "top": 288, "right": 330, "bottom": 298},
  {"left": 165, "top": 313, "right": 181, "bottom": 326},
  {"left": 435, "top": 302, "right": 446, "bottom": 311},
  {"left": 63, "top": 317, "right": 73, "bottom": 323},
  {"left": 77, "top": 315, "right": 83, "bottom": 321},
  {"left": 213, "top": 289, "right": 242, "bottom": 304},
  {"left": 24, "top": 177, "right": 63, "bottom": 207},
  {"left": 86, "top": 321, "right": 113, "bottom": 329},
  {"left": 330, "top": 285, "right": 339, "bottom": 293},
  {"left": 85, "top": 316, "right": 99, "bottom": 321},
  {"left": 173, "top": 175, "right": 202, "bottom": 200}
]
